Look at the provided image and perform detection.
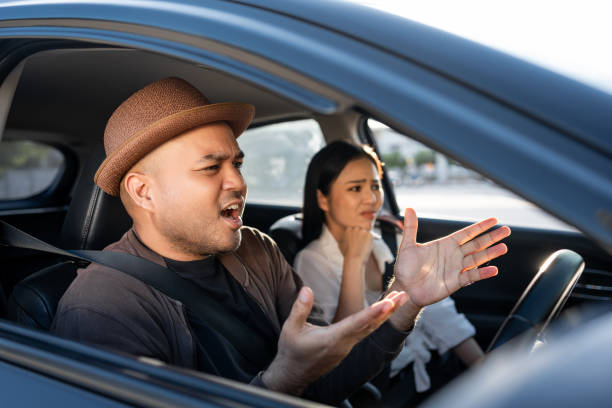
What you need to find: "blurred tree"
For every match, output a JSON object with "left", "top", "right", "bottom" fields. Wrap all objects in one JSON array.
[
  {"left": 0, "top": 141, "right": 62, "bottom": 177},
  {"left": 381, "top": 151, "right": 407, "bottom": 169},
  {"left": 414, "top": 149, "right": 435, "bottom": 166}
]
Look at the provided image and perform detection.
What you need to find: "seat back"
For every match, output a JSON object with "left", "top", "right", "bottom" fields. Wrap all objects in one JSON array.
[
  {"left": 60, "top": 143, "right": 132, "bottom": 250},
  {"left": 268, "top": 213, "right": 304, "bottom": 266},
  {"left": 6, "top": 143, "right": 132, "bottom": 329},
  {"left": 7, "top": 262, "right": 77, "bottom": 330}
]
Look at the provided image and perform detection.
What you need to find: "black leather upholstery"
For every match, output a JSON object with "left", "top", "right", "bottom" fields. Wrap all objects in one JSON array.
[
  {"left": 60, "top": 143, "right": 132, "bottom": 250},
  {"left": 268, "top": 213, "right": 303, "bottom": 266},
  {"left": 6, "top": 262, "right": 77, "bottom": 330},
  {"left": 7, "top": 143, "right": 131, "bottom": 330}
]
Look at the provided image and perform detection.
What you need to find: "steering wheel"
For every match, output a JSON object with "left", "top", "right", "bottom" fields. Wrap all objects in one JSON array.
[{"left": 486, "top": 249, "right": 585, "bottom": 352}]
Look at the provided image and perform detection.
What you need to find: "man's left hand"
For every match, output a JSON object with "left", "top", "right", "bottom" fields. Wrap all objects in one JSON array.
[{"left": 389, "top": 208, "right": 511, "bottom": 327}]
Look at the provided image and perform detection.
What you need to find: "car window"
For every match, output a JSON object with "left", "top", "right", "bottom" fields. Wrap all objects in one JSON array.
[
  {"left": 368, "top": 119, "right": 576, "bottom": 231},
  {"left": 0, "top": 140, "right": 64, "bottom": 200},
  {"left": 239, "top": 119, "right": 325, "bottom": 206}
]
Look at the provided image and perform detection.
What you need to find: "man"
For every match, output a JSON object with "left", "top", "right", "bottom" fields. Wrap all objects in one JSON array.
[{"left": 52, "top": 77, "right": 511, "bottom": 404}]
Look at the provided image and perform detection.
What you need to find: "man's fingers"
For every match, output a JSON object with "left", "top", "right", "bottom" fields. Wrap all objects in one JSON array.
[
  {"left": 460, "top": 226, "right": 511, "bottom": 255},
  {"left": 333, "top": 291, "right": 406, "bottom": 340},
  {"left": 462, "top": 243, "right": 508, "bottom": 271},
  {"left": 459, "top": 265, "right": 498, "bottom": 287},
  {"left": 399, "top": 208, "right": 418, "bottom": 250},
  {"left": 285, "top": 286, "right": 314, "bottom": 332},
  {"left": 450, "top": 217, "right": 498, "bottom": 246},
  {"left": 384, "top": 290, "right": 408, "bottom": 307}
]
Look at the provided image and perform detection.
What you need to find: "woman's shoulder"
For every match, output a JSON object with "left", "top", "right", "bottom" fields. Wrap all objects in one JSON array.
[{"left": 294, "top": 238, "right": 327, "bottom": 268}]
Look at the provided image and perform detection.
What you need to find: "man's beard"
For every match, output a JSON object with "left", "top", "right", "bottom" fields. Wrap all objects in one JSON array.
[{"left": 159, "top": 217, "right": 242, "bottom": 258}]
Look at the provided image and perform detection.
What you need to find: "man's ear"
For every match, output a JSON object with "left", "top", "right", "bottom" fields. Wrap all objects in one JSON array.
[
  {"left": 123, "top": 172, "right": 155, "bottom": 212},
  {"left": 316, "top": 189, "right": 329, "bottom": 213}
]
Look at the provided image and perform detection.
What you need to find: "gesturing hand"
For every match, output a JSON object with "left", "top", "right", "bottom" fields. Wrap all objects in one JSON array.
[
  {"left": 393, "top": 208, "right": 511, "bottom": 309},
  {"left": 261, "top": 286, "right": 407, "bottom": 396}
]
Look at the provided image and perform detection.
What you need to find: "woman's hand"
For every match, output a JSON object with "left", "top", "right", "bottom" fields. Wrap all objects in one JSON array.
[{"left": 338, "top": 226, "right": 374, "bottom": 266}]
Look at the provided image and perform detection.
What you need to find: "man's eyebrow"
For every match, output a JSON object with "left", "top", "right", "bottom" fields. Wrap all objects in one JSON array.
[{"left": 198, "top": 150, "right": 245, "bottom": 162}]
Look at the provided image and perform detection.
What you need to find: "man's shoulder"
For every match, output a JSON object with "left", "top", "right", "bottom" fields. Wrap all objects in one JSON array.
[
  {"left": 236, "top": 226, "right": 282, "bottom": 258},
  {"left": 58, "top": 261, "right": 159, "bottom": 312},
  {"left": 239, "top": 225, "right": 274, "bottom": 245}
]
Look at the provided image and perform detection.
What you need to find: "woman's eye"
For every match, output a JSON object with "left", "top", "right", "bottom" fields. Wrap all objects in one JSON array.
[
  {"left": 233, "top": 161, "right": 243, "bottom": 169},
  {"left": 372, "top": 184, "right": 380, "bottom": 191},
  {"left": 349, "top": 186, "right": 361, "bottom": 192}
]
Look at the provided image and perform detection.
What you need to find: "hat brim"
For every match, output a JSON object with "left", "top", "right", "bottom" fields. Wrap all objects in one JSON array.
[{"left": 94, "top": 102, "right": 254, "bottom": 196}]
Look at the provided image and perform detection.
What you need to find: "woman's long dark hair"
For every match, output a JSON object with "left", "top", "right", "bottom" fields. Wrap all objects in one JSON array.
[{"left": 302, "top": 141, "right": 383, "bottom": 247}]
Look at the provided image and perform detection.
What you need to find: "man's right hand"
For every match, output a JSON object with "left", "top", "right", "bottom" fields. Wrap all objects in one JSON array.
[{"left": 261, "top": 286, "right": 407, "bottom": 396}]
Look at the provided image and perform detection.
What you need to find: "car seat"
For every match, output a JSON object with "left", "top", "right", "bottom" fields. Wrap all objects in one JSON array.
[
  {"left": 268, "top": 213, "right": 304, "bottom": 266},
  {"left": 6, "top": 143, "right": 132, "bottom": 330}
]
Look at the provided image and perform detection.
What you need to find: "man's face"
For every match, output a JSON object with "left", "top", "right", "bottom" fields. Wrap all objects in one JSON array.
[{"left": 145, "top": 121, "right": 247, "bottom": 259}]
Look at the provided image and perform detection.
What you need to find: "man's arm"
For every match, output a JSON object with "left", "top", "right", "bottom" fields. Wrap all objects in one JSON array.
[
  {"left": 300, "top": 320, "right": 408, "bottom": 405},
  {"left": 52, "top": 307, "right": 174, "bottom": 363},
  {"left": 261, "top": 287, "right": 408, "bottom": 397},
  {"left": 257, "top": 208, "right": 509, "bottom": 401}
]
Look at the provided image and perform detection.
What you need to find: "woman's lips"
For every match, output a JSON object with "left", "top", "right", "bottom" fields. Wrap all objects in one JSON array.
[{"left": 361, "top": 211, "right": 376, "bottom": 220}]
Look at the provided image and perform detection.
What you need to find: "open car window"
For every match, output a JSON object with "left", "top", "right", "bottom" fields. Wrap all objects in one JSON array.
[
  {"left": 0, "top": 140, "right": 64, "bottom": 200},
  {"left": 240, "top": 119, "right": 325, "bottom": 206},
  {"left": 368, "top": 119, "right": 576, "bottom": 231}
]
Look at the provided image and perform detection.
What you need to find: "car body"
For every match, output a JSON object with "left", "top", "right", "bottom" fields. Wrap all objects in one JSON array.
[{"left": 0, "top": 0, "right": 610, "bottom": 406}]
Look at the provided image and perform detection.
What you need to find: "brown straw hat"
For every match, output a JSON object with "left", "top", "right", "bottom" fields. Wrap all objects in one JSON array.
[{"left": 94, "top": 77, "right": 255, "bottom": 196}]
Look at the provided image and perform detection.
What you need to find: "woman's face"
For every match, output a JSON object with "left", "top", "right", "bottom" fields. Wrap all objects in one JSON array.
[{"left": 318, "top": 157, "right": 383, "bottom": 235}]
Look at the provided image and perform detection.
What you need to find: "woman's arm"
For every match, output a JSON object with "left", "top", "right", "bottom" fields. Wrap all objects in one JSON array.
[
  {"left": 451, "top": 337, "right": 485, "bottom": 366},
  {"left": 333, "top": 256, "right": 367, "bottom": 322},
  {"left": 332, "top": 227, "right": 374, "bottom": 322}
]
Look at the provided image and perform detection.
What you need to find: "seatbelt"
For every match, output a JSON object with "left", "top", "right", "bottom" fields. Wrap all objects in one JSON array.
[{"left": 0, "top": 220, "right": 275, "bottom": 369}]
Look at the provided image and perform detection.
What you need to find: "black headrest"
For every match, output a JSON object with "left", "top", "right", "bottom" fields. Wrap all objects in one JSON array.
[
  {"left": 269, "top": 213, "right": 303, "bottom": 266},
  {"left": 60, "top": 143, "right": 132, "bottom": 250}
]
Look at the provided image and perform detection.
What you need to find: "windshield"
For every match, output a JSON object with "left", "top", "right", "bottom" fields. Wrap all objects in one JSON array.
[{"left": 354, "top": 0, "right": 612, "bottom": 95}]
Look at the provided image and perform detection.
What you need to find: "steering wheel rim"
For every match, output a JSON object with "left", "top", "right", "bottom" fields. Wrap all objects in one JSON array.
[{"left": 486, "top": 249, "right": 585, "bottom": 352}]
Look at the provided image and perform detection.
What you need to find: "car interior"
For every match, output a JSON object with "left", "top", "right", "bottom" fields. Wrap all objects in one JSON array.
[{"left": 1, "top": 41, "right": 611, "bottom": 404}]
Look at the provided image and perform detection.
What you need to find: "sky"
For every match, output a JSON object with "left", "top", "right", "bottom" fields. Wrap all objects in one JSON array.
[{"left": 350, "top": 0, "right": 612, "bottom": 95}]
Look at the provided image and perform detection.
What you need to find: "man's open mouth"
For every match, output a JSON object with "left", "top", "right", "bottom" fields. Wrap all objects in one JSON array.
[
  {"left": 221, "top": 203, "right": 240, "bottom": 218},
  {"left": 220, "top": 203, "right": 243, "bottom": 229}
]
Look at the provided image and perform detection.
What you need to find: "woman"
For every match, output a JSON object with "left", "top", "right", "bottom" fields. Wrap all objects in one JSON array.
[{"left": 294, "top": 141, "right": 484, "bottom": 396}]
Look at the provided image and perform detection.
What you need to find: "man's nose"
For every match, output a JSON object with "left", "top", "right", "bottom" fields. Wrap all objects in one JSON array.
[{"left": 222, "top": 165, "right": 246, "bottom": 192}]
